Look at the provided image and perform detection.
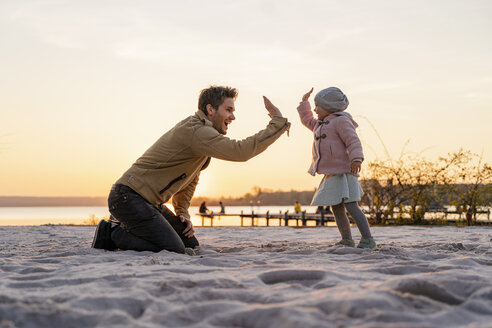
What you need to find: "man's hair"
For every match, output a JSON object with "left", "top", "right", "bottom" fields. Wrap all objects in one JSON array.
[{"left": 198, "top": 85, "right": 238, "bottom": 115}]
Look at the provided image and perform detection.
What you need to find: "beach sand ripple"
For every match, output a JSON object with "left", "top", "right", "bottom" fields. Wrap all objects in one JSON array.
[{"left": 0, "top": 226, "right": 491, "bottom": 327}]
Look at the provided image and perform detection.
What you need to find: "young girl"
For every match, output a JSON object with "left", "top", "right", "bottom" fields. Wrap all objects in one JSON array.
[{"left": 297, "top": 87, "right": 376, "bottom": 249}]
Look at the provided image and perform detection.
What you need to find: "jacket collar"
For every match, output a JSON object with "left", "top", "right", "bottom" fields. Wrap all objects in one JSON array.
[
  {"left": 196, "top": 110, "right": 213, "bottom": 127},
  {"left": 325, "top": 112, "right": 358, "bottom": 127},
  {"left": 326, "top": 112, "right": 343, "bottom": 120}
]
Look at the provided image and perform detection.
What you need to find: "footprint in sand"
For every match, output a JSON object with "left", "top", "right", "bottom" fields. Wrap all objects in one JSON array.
[
  {"left": 394, "top": 278, "right": 463, "bottom": 305},
  {"left": 259, "top": 269, "right": 325, "bottom": 286}
]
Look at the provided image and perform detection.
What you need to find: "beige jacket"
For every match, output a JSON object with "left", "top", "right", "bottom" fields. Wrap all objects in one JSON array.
[{"left": 115, "top": 110, "right": 290, "bottom": 219}]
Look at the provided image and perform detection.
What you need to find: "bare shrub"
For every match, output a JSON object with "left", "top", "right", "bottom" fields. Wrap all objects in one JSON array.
[{"left": 361, "top": 148, "right": 491, "bottom": 225}]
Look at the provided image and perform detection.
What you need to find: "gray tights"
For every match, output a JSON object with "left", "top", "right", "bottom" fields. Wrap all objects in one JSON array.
[{"left": 331, "top": 202, "right": 372, "bottom": 240}]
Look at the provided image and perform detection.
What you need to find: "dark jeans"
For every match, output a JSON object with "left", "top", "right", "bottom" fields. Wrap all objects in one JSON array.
[{"left": 108, "top": 184, "right": 199, "bottom": 253}]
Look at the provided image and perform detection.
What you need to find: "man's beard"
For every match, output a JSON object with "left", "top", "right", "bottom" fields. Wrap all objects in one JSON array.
[{"left": 212, "top": 117, "right": 226, "bottom": 135}]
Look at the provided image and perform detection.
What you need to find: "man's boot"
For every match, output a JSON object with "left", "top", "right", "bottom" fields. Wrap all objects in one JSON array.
[{"left": 91, "top": 219, "right": 118, "bottom": 250}]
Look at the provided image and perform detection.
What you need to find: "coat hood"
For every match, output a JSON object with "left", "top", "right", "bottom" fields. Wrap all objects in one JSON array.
[{"left": 326, "top": 112, "right": 359, "bottom": 128}]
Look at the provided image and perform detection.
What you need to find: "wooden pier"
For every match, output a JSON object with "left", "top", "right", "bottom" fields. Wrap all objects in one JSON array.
[{"left": 197, "top": 210, "right": 335, "bottom": 227}]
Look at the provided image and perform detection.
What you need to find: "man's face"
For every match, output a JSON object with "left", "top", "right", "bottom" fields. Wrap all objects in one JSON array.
[{"left": 207, "top": 97, "right": 236, "bottom": 135}]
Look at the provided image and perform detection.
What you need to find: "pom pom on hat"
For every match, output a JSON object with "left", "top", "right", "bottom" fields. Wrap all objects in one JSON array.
[{"left": 314, "top": 87, "right": 349, "bottom": 112}]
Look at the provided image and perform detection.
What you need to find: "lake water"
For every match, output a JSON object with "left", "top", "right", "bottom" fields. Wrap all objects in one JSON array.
[
  {"left": 0, "top": 205, "right": 489, "bottom": 226},
  {"left": 0, "top": 205, "right": 321, "bottom": 227}
]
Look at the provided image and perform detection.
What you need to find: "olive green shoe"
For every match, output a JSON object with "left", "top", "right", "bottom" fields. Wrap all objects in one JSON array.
[
  {"left": 335, "top": 238, "right": 355, "bottom": 247},
  {"left": 357, "top": 237, "right": 377, "bottom": 249}
]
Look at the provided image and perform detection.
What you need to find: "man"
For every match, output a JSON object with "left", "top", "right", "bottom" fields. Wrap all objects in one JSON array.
[
  {"left": 92, "top": 86, "right": 290, "bottom": 253},
  {"left": 199, "top": 201, "right": 209, "bottom": 214}
]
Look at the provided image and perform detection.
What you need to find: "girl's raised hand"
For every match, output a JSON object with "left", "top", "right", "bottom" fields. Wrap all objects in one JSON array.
[{"left": 302, "top": 88, "right": 314, "bottom": 102}]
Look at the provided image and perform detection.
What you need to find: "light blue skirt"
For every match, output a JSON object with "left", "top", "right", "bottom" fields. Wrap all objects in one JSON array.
[{"left": 311, "top": 174, "right": 364, "bottom": 206}]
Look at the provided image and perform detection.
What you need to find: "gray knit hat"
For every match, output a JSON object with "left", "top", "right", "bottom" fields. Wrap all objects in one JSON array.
[{"left": 314, "top": 87, "right": 349, "bottom": 112}]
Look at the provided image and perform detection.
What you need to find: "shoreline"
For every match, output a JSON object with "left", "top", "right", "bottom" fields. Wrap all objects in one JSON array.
[{"left": 1, "top": 205, "right": 490, "bottom": 227}]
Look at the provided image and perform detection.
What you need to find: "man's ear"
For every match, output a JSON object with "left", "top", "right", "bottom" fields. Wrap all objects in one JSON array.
[{"left": 206, "top": 104, "right": 215, "bottom": 117}]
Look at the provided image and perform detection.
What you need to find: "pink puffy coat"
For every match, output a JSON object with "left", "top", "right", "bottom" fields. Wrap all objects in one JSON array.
[{"left": 297, "top": 101, "right": 364, "bottom": 176}]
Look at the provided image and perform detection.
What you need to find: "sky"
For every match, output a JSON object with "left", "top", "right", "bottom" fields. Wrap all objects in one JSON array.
[{"left": 1, "top": 0, "right": 491, "bottom": 198}]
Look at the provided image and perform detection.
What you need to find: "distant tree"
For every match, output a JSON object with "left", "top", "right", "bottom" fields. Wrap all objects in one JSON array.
[{"left": 252, "top": 186, "right": 262, "bottom": 197}]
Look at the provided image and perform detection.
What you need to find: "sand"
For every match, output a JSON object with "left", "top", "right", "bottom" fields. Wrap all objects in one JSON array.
[{"left": 0, "top": 225, "right": 491, "bottom": 328}]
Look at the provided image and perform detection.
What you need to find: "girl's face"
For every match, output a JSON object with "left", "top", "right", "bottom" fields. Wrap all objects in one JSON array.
[{"left": 314, "top": 105, "right": 330, "bottom": 120}]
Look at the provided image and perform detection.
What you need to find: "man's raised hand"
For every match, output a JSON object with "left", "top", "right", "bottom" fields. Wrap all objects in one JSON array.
[{"left": 263, "top": 96, "right": 283, "bottom": 118}]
